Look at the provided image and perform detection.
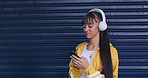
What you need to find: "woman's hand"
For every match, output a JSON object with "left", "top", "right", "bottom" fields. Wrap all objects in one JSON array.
[{"left": 70, "top": 55, "right": 89, "bottom": 70}]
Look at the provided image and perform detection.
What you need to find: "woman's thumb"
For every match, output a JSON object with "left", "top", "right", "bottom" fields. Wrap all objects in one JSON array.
[{"left": 81, "top": 56, "right": 86, "bottom": 60}]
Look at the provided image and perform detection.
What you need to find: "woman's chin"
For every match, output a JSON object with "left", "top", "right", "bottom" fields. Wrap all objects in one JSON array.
[{"left": 86, "top": 36, "right": 91, "bottom": 39}]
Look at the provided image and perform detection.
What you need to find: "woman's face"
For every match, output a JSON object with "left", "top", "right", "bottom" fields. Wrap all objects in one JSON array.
[{"left": 83, "top": 20, "right": 100, "bottom": 39}]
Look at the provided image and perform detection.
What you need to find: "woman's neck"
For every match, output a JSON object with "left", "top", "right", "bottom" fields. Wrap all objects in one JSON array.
[{"left": 87, "top": 33, "right": 100, "bottom": 51}]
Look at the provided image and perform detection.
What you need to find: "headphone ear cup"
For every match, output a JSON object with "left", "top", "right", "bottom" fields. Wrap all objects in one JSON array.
[{"left": 99, "top": 21, "right": 107, "bottom": 31}]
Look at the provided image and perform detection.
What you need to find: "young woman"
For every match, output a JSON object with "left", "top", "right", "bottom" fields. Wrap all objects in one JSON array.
[{"left": 68, "top": 8, "right": 119, "bottom": 78}]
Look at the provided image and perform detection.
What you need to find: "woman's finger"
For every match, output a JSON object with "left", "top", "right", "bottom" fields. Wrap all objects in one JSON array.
[
  {"left": 73, "top": 61, "right": 81, "bottom": 68},
  {"left": 72, "top": 55, "right": 81, "bottom": 61},
  {"left": 71, "top": 56, "right": 82, "bottom": 66},
  {"left": 73, "top": 58, "right": 81, "bottom": 64}
]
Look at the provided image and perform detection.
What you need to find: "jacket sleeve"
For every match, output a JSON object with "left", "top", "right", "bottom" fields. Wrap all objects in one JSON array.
[
  {"left": 85, "top": 65, "right": 105, "bottom": 78},
  {"left": 68, "top": 43, "right": 85, "bottom": 78},
  {"left": 69, "top": 60, "right": 81, "bottom": 78},
  {"left": 112, "top": 47, "right": 119, "bottom": 78}
]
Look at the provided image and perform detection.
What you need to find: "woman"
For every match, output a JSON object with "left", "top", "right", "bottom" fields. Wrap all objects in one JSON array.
[{"left": 69, "top": 8, "right": 119, "bottom": 78}]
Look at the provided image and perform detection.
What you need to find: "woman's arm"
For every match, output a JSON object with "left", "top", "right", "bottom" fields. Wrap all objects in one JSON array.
[
  {"left": 69, "top": 59, "right": 81, "bottom": 78},
  {"left": 112, "top": 48, "right": 119, "bottom": 78}
]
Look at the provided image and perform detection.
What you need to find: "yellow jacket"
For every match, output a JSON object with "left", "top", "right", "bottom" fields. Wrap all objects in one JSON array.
[{"left": 69, "top": 42, "right": 118, "bottom": 78}]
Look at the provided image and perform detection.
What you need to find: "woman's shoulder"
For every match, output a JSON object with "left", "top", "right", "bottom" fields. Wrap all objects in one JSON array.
[
  {"left": 109, "top": 43, "right": 118, "bottom": 57},
  {"left": 109, "top": 43, "right": 117, "bottom": 50},
  {"left": 75, "top": 42, "right": 88, "bottom": 50}
]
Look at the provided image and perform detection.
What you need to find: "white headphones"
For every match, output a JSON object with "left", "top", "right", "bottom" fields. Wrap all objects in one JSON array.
[{"left": 89, "top": 8, "right": 107, "bottom": 31}]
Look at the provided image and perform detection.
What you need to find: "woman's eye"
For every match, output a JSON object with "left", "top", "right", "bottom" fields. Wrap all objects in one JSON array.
[
  {"left": 89, "top": 26, "right": 93, "bottom": 28},
  {"left": 83, "top": 26, "right": 86, "bottom": 28}
]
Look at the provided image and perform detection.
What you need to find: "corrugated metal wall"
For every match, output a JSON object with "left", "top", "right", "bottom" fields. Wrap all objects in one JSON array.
[{"left": 0, "top": 0, "right": 148, "bottom": 78}]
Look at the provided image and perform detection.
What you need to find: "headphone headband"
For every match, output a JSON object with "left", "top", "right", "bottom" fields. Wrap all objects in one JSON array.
[
  {"left": 88, "top": 8, "right": 107, "bottom": 31},
  {"left": 89, "top": 8, "right": 106, "bottom": 22}
]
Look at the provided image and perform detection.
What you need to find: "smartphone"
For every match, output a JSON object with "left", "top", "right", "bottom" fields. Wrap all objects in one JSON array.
[{"left": 67, "top": 51, "right": 80, "bottom": 58}]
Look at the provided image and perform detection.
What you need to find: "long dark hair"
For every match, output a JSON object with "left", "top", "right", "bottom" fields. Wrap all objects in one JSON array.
[{"left": 82, "top": 12, "right": 113, "bottom": 78}]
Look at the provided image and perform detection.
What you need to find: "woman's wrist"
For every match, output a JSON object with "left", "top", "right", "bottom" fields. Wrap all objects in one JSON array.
[
  {"left": 84, "top": 65, "right": 92, "bottom": 72},
  {"left": 83, "top": 64, "right": 89, "bottom": 70}
]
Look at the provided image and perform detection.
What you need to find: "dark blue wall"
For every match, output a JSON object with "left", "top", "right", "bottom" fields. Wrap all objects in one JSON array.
[{"left": 0, "top": 0, "right": 148, "bottom": 78}]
